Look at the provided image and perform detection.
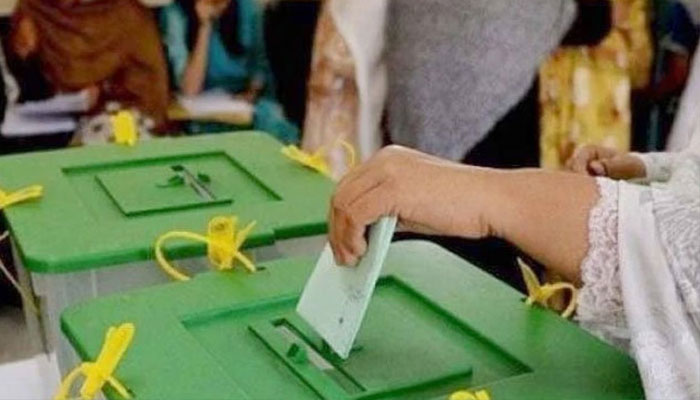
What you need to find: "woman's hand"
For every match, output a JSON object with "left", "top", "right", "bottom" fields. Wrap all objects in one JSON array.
[
  {"left": 237, "top": 78, "right": 264, "bottom": 103},
  {"left": 566, "top": 145, "right": 646, "bottom": 180},
  {"left": 195, "top": 0, "right": 227, "bottom": 23},
  {"left": 329, "top": 146, "right": 496, "bottom": 265},
  {"left": 182, "top": 0, "right": 227, "bottom": 96},
  {"left": 329, "top": 146, "right": 597, "bottom": 282}
]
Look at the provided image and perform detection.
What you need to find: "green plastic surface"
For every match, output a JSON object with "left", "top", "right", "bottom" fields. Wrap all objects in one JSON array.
[
  {"left": 61, "top": 241, "right": 644, "bottom": 400},
  {"left": 0, "top": 132, "right": 333, "bottom": 273}
]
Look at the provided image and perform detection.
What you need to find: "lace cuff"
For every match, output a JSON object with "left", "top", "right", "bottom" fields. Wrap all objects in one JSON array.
[
  {"left": 577, "top": 177, "right": 630, "bottom": 349},
  {"left": 631, "top": 152, "right": 677, "bottom": 183}
]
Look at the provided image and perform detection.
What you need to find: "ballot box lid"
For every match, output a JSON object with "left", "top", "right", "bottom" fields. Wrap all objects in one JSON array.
[
  {"left": 60, "top": 241, "right": 643, "bottom": 400},
  {"left": 0, "top": 132, "right": 333, "bottom": 273}
]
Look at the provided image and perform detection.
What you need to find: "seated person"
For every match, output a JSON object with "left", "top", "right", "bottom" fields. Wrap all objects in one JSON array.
[
  {"left": 160, "top": 0, "right": 299, "bottom": 143},
  {"left": 0, "top": 20, "right": 83, "bottom": 151},
  {"left": 8, "top": 0, "right": 169, "bottom": 129},
  {"left": 328, "top": 142, "right": 700, "bottom": 399}
]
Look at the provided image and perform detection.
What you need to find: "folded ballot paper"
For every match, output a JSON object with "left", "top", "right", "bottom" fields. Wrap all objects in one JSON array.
[{"left": 296, "top": 216, "right": 397, "bottom": 359}]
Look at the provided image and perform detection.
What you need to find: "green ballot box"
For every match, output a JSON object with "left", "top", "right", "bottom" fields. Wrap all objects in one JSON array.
[
  {"left": 60, "top": 241, "right": 643, "bottom": 400},
  {"left": 0, "top": 132, "right": 333, "bottom": 373}
]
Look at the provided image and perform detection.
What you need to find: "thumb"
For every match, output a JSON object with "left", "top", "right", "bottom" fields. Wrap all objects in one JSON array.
[
  {"left": 597, "top": 156, "right": 645, "bottom": 180},
  {"left": 588, "top": 160, "right": 607, "bottom": 176}
]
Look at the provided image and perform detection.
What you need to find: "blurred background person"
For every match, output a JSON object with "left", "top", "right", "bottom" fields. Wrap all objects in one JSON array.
[
  {"left": 2, "top": 11, "right": 52, "bottom": 103},
  {"left": 539, "top": 0, "right": 653, "bottom": 169},
  {"left": 302, "top": 0, "right": 385, "bottom": 179},
  {"left": 661, "top": 0, "right": 700, "bottom": 151},
  {"left": 160, "top": 0, "right": 299, "bottom": 143},
  {"left": 8, "top": 0, "right": 169, "bottom": 127}
]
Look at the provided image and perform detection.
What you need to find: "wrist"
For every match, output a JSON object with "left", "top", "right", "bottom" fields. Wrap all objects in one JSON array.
[
  {"left": 433, "top": 165, "right": 503, "bottom": 239},
  {"left": 477, "top": 168, "right": 540, "bottom": 242},
  {"left": 466, "top": 168, "right": 509, "bottom": 239}
]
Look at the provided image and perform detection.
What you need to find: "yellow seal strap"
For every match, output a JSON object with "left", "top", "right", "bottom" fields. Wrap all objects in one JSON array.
[
  {"left": 337, "top": 139, "right": 357, "bottom": 168},
  {"left": 155, "top": 216, "right": 257, "bottom": 282},
  {"left": 518, "top": 258, "right": 578, "bottom": 319},
  {"left": 0, "top": 231, "right": 39, "bottom": 315},
  {"left": 281, "top": 145, "right": 331, "bottom": 176},
  {"left": 55, "top": 323, "right": 135, "bottom": 400},
  {"left": 281, "top": 139, "right": 357, "bottom": 177},
  {"left": 449, "top": 389, "right": 491, "bottom": 400},
  {"left": 0, "top": 185, "right": 43, "bottom": 210},
  {"left": 111, "top": 110, "right": 138, "bottom": 147}
]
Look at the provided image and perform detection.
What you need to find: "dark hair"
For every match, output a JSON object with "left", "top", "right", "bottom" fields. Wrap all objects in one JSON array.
[
  {"left": 0, "top": 18, "right": 52, "bottom": 102},
  {"left": 561, "top": 0, "right": 612, "bottom": 46},
  {"left": 181, "top": 0, "right": 244, "bottom": 56}
]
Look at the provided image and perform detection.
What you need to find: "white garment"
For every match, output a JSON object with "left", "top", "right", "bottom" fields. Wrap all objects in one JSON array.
[
  {"left": 579, "top": 152, "right": 700, "bottom": 400},
  {"left": 328, "top": 0, "right": 388, "bottom": 161},
  {"left": 667, "top": 42, "right": 700, "bottom": 152}
]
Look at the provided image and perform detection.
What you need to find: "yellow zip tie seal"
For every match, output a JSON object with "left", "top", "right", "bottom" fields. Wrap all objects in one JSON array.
[
  {"left": 518, "top": 258, "right": 578, "bottom": 318},
  {"left": 55, "top": 323, "right": 135, "bottom": 400},
  {"left": 449, "top": 389, "right": 491, "bottom": 400},
  {"left": 155, "top": 216, "right": 257, "bottom": 281},
  {"left": 281, "top": 139, "right": 356, "bottom": 177},
  {"left": 0, "top": 185, "right": 43, "bottom": 210},
  {"left": 111, "top": 110, "right": 138, "bottom": 147}
]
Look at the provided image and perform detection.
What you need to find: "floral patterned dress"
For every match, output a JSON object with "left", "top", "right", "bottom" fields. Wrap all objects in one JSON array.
[{"left": 540, "top": 0, "right": 653, "bottom": 169}]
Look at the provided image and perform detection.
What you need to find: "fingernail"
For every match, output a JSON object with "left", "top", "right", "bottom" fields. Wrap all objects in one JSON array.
[
  {"left": 338, "top": 257, "right": 358, "bottom": 268},
  {"left": 590, "top": 162, "right": 604, "bottom": 176}
]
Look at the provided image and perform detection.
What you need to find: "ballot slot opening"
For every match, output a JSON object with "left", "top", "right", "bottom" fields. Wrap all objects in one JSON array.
[
  {"left": 272, "top": 319, "right": 366, "bottom": 395},
  {"left": 244, "top": 277, "right": 529, "bottom": 398},
  {"left": 63, "top": 151, "right": 283, "bottom": 219}
]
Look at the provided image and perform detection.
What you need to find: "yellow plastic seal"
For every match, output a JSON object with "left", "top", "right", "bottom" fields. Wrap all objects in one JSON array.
[
  {"left": 281, "top": 140, "right": 356, "bottom": 177},
  {"left": 155, "top": 216, "right": 257, "bottom": 281},
  {"left": 518, "top": 258, "right": 578, "bottom": 318},
  {"left": 55, "top": 323, "right": 135, "bottom": 400},
  {"left": 111, "top": 110, "right": 138, "bottom": 147},
  {"left": 449, "top": 389, "right": 491, "bottom": 400},
  {"left": 281, "top": 145, "right": 332, "bottom": 176},
  {"left": 0, "top": 185, "right": 43, "bottom": 210}
]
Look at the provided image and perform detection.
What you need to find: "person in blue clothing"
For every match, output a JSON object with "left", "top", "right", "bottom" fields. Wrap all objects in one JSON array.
[
  {"left": 648, "top": 0, "right": 699, "bottom": 102},
  {"left": 160, "top": 0, "right": 299, "bottom": 143}
]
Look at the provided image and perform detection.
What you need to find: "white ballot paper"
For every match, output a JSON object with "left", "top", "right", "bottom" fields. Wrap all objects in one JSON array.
[{"left": 296, "top": 216, "right": 398, "bottom": 359}]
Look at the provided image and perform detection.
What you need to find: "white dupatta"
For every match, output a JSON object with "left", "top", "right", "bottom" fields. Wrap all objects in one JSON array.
[
  {"left": 618, "top": 173, "right": 700, "bottom": 399},
  {"left": 328, "top": 0, "right": 388, "bottom": 161},
  {"left": 621, "top": 57, "right": 700, "bottom": 396}
]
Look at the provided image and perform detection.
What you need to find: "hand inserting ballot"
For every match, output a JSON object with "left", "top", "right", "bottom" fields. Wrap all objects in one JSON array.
[
  {"left": 328, "top": 146, "right": 496, "bottom": 266},
  {"left": 328, "top": 145, "right": 597, "bottom": 284}
]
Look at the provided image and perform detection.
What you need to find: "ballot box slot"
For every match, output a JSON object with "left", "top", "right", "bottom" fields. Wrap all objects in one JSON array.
[
  {"left": 250, "top": 312, "right": 478, "bottom": 400},
  {"left": 61, "top": 151, "right": 283, "bottom": 219},
  {"left": 275, "top": 321, "right": 366, "bottom": 395},
  {"left": 180, "top": 276, "right": 530, "bottom": 399}
]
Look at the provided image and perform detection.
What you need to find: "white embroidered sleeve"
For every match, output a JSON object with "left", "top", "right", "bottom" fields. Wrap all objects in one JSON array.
[
  {"left": 631, "top": 152, "right": 678, "bottom": 183},
  {"left": 577, "top": 177, "right": 630, "bottom": 350}
]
